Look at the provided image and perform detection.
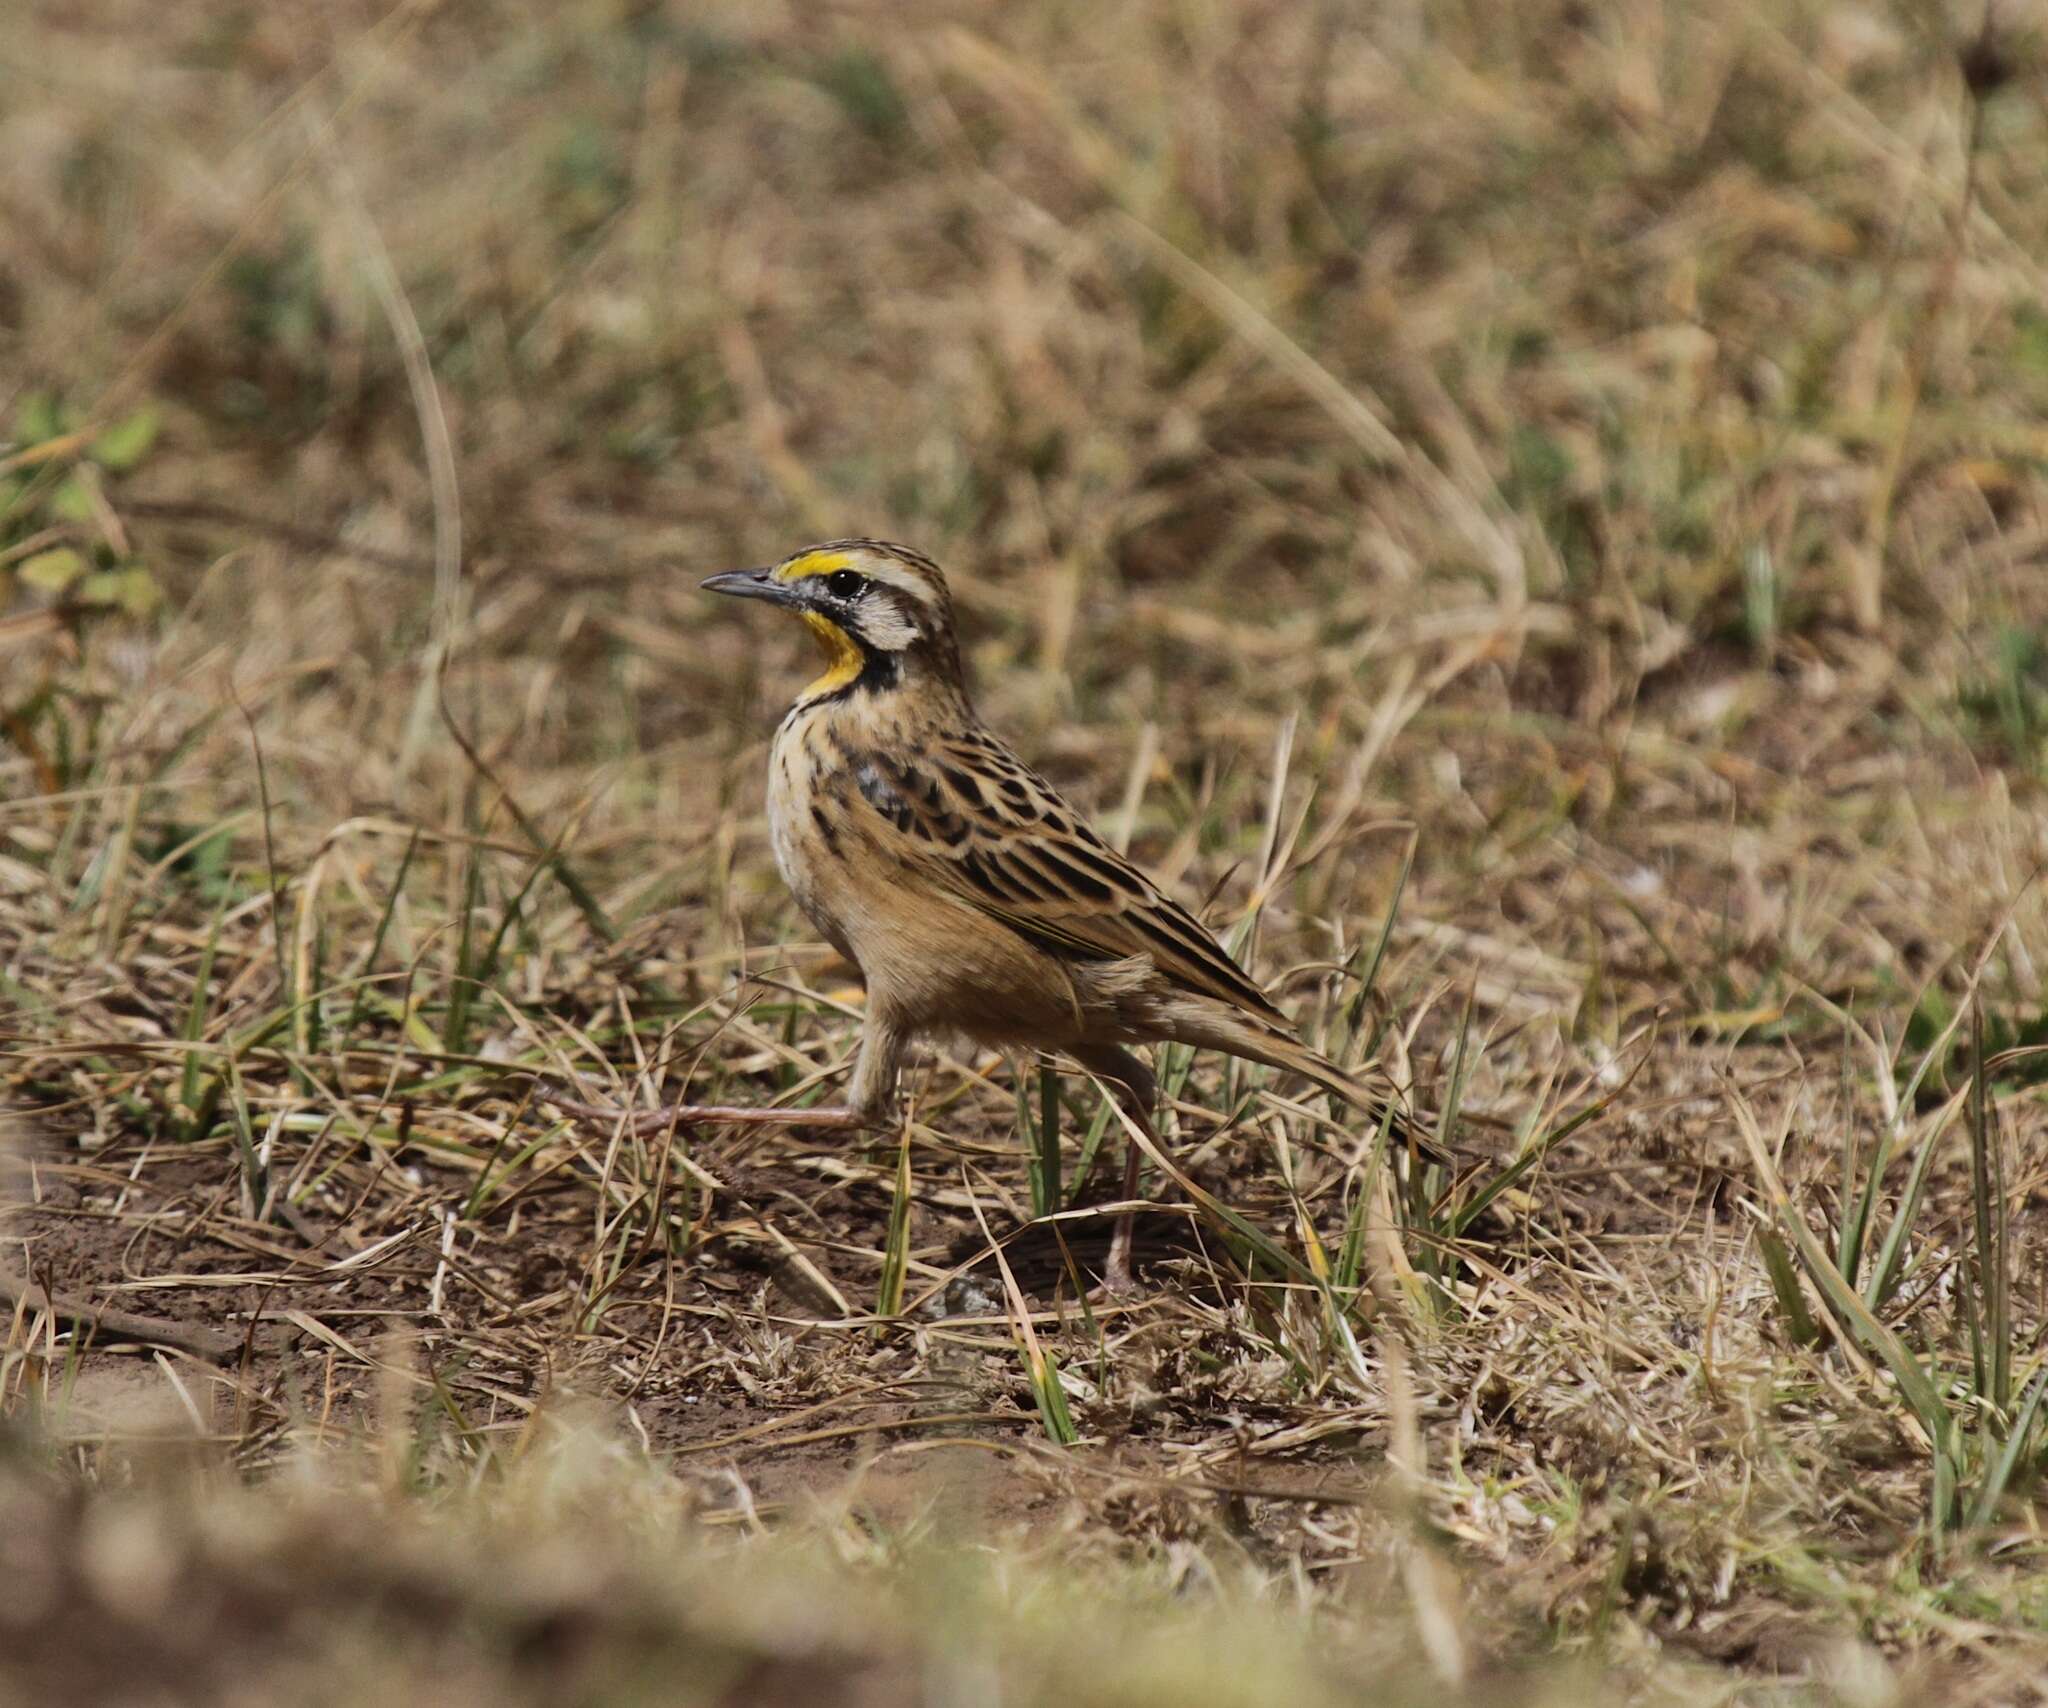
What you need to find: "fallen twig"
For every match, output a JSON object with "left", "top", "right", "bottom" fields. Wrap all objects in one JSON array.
[{"left": 1, "top": 1270, "right": 243, "bottom": 1363}]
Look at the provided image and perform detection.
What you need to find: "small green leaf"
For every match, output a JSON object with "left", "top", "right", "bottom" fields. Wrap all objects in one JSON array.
[
  {"left": 113, "top": 564, "right": 162, "bottom": 616},
  {"left": 78, "top": 565, "right": 162, "bottom": 615},
  {"left": 12, "top": 392, "right": 62, "bottom": 445},
  {"left": 814, "top": 48, "right": 909, "bottom": 143},
  {"left": 19, "top": 547, "right": 86, "bottom": 592},
  {"left": 50, "top": 475, "right": 95, "bottom": 523},
  {"left": 90, "top": 403, "right": 161, "bottom": 472}
]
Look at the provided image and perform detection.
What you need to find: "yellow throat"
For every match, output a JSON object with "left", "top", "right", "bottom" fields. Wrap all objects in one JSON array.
[{"left": 799, "top": 610, "right": 864, "bottom": 699}]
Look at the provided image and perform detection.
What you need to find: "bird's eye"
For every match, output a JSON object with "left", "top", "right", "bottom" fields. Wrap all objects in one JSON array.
[{"left": 824, "top": 569, "right": 866, "bottom": 600}]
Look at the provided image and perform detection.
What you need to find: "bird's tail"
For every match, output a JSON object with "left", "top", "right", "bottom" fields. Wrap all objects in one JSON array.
[
  {"left": 1163, "top": 1004, "right": 1446, "bottom": 1165},
  {"left": 1265, "top": 1036, "right": 1447, "bottom": 1165}
]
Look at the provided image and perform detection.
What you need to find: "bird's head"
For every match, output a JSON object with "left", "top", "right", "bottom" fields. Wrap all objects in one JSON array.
[{"left": 703, "top": 539, "right": 964, "bottom": 705}]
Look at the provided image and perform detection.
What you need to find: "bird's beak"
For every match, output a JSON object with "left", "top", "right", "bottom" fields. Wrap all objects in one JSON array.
[{"left": 700, "top": 567, "right": 799, "bottom": 608}]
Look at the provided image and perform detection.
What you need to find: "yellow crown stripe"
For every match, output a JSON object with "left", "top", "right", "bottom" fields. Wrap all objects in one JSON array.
[{"left": 775, "top": 549, "right": 854, "bottom": 583}]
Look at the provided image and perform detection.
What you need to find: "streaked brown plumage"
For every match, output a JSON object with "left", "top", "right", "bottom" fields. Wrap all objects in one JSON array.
[{"left": 688, "top": 539, "right": 1435, "bottom": 1287}]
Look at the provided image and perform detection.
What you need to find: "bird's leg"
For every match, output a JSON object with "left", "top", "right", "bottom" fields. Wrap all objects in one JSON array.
[
  {"left": 844, "top": 1006, "right": 910, "bottom": 1127},
  {"left": 1071, "top": 1045, "right": 1158, "bottom": 1295},
  {"left": 1103, "top": 1114, "right": 1150, "bottom": 1296},
  {"left": 547, "top": 1005, "right": 908, "bottom": 1138}
]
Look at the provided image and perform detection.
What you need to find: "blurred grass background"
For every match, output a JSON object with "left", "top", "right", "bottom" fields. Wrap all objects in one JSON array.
[{"left": 8, "top": 0, "right": 2048, "bottom": 1702}]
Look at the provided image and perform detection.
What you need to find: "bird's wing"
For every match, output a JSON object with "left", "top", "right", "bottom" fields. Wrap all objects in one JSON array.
[{"left": 839, "top": 729, "right": 1292, "bottom": 1028}]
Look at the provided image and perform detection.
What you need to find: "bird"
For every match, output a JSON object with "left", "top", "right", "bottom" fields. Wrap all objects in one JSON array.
[{"left": 567, "top": 538, "right": 1437, "bottom": 1291}]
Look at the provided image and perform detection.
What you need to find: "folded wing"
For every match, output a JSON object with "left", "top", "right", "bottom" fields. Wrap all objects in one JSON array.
[{"left": 841, "top": 730, "right": 1291, "bottom": 1029}]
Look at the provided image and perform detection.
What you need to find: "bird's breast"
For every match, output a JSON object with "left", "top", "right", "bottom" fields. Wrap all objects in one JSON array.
[
  {"left": 766, "top": 703, "right": 873, "bottom": 968},
  {"left": 766, "top": 717, "right": 826, "bottom": 908},
  {"left": 766, "top": 700, "right": 982, "bottom": 987}
]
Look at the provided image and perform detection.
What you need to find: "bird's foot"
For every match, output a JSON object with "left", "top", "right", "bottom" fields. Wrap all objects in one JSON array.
[{"left": 1091, "top": 1267, "right": 1142, "bottom": 1303}]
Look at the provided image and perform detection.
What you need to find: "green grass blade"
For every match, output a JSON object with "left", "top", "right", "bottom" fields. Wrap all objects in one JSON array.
[
  {"left": 1755, "top": 1226, "right": 1821, "bottom": 1347},
  {"left": 1735, "top": 1089, "right": 1951, "bottom": 1445},
  {"left": 344, "top": 826, "right": 420, "bottom": 1039},
  {"left": 473, "top": 845, "right": 563, "bottom": 994},
  {"left": 1067, "top": 1092, "right": 1114, "bottom": 1207},
  {"left": 1968, "top": 1007, "right": 2011, "bottom": 1415},
  {"left": 441, "top": 839, "right": 486, "bottom": 1057},
  {"left": 1029, "top": 1350, "right": 1080, "bottom": 1447},
  {"left": 1965, "top": 1357, "right": 2048, "bottom": 1529},
  {"left": 1343, "top": 829, "right": 1415, "bottom": 1042},
  {"left": 1446, "top": 1028, "right": 1651, "bottom": 1239},
  {"left": 1836, "top": 1020, "right": 1859, "bottom": 1278},
  {"left": 1864, "top": 1088, "right": 1966, "bottom": 1311},
  {"left": 874, "top": 1123, "right": 914, "bottom": 1325},
  {"left": 178, "top": 895, "right": 226, "bottom": 1121},
  {"left": 1030, "top": 1058, "right": 1060, "bottom": 1217}
]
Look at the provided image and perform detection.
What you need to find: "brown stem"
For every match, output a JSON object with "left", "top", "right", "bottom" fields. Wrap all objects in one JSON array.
[{"left": 1, "top": 1270, "right": 242, "bottom": 1362}]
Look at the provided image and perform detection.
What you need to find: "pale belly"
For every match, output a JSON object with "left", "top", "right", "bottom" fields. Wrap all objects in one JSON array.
[{"left": 767, "top": 731, "right": 859, "bottom": 968}]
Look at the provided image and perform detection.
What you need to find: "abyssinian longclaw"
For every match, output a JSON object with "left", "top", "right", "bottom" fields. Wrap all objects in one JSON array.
[{"left": 565, "top": 539, "right": 1439, "bottom": 1290}]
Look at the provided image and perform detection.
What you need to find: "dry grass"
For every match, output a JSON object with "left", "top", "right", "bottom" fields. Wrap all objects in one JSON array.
[{"left": 7, "top": 0, "right": 2048, "bottom": 1700}]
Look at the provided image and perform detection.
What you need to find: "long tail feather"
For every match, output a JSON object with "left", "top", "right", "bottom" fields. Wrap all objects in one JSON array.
[
  {"left": 1155, "top": 1001, "right": 1446, "bottom": 1164},
  {"left": 1256, "top": 1034, "right": 1447, "bottom": 1165}
]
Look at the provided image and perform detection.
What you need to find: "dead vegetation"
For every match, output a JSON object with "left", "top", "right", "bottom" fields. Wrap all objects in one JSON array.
[{"left": 7, "top": 0, "right": 2048, "bottom": 1701}]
